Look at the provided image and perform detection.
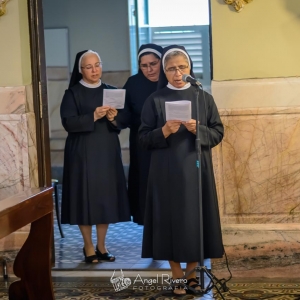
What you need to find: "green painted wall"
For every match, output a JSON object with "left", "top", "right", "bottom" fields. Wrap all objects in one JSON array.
[
  {"left": 211, "top": 0, "right": 300, "bottom": 80},
  {"left": 0, "top": 0, "right": 31, "bottom": 86}
]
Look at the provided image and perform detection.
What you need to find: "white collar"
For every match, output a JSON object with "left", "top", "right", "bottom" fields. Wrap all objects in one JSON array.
[
  {"left": 80, "top": 79, "right": 102, "bottom": 88},
  {"left": 167, "top": 82, "right": 191, "bottom": 90}
]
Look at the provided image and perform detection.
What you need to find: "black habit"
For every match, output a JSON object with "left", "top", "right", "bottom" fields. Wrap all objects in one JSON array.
[
  {"left": 117, "top": 74, "right": 158, "bottom": 225},
  {"left": 60, "top": 83, "right": 130, "bottom": 225},
  {"left": 139, "top": 86, "right": 224, "bottom": 262}
]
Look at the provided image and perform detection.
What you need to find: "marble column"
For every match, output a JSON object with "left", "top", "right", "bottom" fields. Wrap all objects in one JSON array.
[{"left": 0, "top": 85, "right": 38, "bottom": 271}]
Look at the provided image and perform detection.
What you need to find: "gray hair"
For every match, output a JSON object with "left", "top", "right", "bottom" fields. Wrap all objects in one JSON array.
[
  {"left": 78, "top": 50, "right": 101, "bottom": 74},
  {"left": 162, "top": 49, "right": 190, "bottom": 70}
]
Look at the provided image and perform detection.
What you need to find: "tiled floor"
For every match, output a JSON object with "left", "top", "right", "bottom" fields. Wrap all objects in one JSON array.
[
  {"left": 53, "top": 184, "right": 210, "bottom": 272},
  {"left": 2, "top": 186, "right": 300, "bottom": 299},
  {"left": 54, "top": 220, "right": 177, "bottom": 271},
  {"left": 53, "top": 183, "right": 169, "bottom": 270},
  {"left": 0, "top": 276, "right": 217, "bottom": 299},
  {"left": 50, "top": 184, "right": 217, "bottom": 299}
]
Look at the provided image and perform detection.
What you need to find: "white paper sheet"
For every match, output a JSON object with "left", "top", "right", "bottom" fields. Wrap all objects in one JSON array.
[
  {"left": 103, "top": 89, "right": 126, "bottom": 109},
  {"left": 165, "top": 100, "right": 191, "bottom": 122}
]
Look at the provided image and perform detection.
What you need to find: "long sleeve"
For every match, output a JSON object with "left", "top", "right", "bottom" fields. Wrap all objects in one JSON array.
[
  {"left": 116, "top": 79, "right": 133, "bottom": 129},
  {"left": 60, "top": 89, "right": 95, "bottom": 133},
  {"left": 116, "top": 99, "right": 132, "bottom": 130},
  {"left": 198, "top": 93, "right": 224, "bottom": 148},
  {"left": 138, "top": 96, "right": 168, "bottom": 150}
]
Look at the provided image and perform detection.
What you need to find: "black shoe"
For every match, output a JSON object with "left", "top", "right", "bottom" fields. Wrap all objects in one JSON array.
[
  {"left": 167, "top": 278, "right": 187, "bottom": 296},
  {"left": 95, "top": 245, "right": 115, "bottom": 262},
  {"left": 171, "top": 285, "right": 187, "bottom": 296},
  {"left": 186, "top": 278, "right": 202, "bottom": 295},
  {"left": 83, "top": 247, "right": 99, "bottom": 263}
]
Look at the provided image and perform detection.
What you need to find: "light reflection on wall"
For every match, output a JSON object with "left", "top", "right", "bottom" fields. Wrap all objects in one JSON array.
[{"left": 148, "top": 0, "right": 209, "bottom": 26}]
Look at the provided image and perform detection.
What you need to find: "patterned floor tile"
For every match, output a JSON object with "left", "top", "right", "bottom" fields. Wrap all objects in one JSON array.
[
  {"left": 53, "top": 184, "right": 170, "bottom": 271},
  {"left": 2, "top": 186, "right": 300, "bottom": 298},
  {"left": 215, "top": 282, "right": 300, "bottom": 300},
  {"left": 1, "top": 278, "right": 300, "bottom": 300}
]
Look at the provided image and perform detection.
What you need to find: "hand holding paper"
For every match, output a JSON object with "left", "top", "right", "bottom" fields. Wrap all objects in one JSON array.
[
  {"left": 106, "top": 108, "right": 118, "bottom": 122},
  {"left": 182, "top": 119, "right": 197, "bottom": 134},
  {"left": 162, "top": 120, "right": 182, "bottom": 138},
  {"left": 103, "top": 89, "right": 126, "bottom": 109},
  {"left": 94, "top": 106, "right": 110, "bottom": 121}
]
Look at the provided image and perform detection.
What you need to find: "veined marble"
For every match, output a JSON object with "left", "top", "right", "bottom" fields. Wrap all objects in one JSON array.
[
  {"left": 0, "top": 114, "right": 32, "bottom": 200},
  {"left": 212, "top": 224, "right": 300, "bottom": 278},
  {"left": 214, "top": 107, "right": 300, "bottom": 224},
  {"left": 0, "top": 86, "right": 26, "bottom": 114},
  {"left": 27, "top": 112, "right": 38, "bottom": 188},
  {"left": 25, "top": 84, "right": 34, "bottom": 113},
  {"left": 211, "top": 106, "right": 300, "bottom": 278},
  {"left": 0, "top": 86, "right": 37, "bottom": 254}
]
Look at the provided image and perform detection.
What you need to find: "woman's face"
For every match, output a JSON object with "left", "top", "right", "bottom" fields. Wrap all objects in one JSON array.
[
  {"left": 139, "top": 53, "right": 160, "bottom": 82},
  {"left": 80, "top": 53, "right": 102, "bottom": 84},
  {"left": 164, "top": 55, "right": 190, "bottom": 88}
]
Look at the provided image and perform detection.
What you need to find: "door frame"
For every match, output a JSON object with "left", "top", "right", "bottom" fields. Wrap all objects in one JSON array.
[{"left": 27, "top": 0, "right": 52, "bottom": 188}]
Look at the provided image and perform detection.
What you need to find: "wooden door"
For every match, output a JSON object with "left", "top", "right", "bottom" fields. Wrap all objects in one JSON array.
[{"left": 27, "top": 0, "right": 52, "bottom": 187}]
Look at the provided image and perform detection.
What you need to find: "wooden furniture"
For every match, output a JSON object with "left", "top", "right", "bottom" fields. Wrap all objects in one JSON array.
[{"left": 0, "top": 187, "right": 54, "bottom": 300}]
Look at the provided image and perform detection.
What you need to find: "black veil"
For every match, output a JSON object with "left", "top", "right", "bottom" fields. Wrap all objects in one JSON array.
[
  {"left": 137, "top": 44, "right": 163, "bottom": 76},
  {"left": 68, "top": 50, "right": 88, "bottom": 88},
  {"left": 157, "top": 45, "right": 196, "bottom": 90}
]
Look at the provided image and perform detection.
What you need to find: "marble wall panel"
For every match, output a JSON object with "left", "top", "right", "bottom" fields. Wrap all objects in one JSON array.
[
  {"left": 212, "top": 224, "right": 300, "bottom": 278},
  {"left": 0, "top": 114, "right": 32, "bottom": 200},
  {"left": 27, "top": 112, "right": 38, "bottom": 188},
  {"left": 0, "top": 86, "right": 26, "bottom": 114},
  {"left": 0, "top": 86, "right": 37, "bottom": 257},
  {"left": 216, "top": 107, "right": 300, "bottom": 224},
  {"left": 25, "top": 84, "right": 34, "bottom": 113}
]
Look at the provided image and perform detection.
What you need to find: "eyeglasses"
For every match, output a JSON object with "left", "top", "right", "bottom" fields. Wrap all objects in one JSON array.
[
  {"left": 140, "top": 60, "right": 160, "bottom": 70},
  {"left": 81, "top": 62, "right": 102, "bottom": 70},
  {"left": 165, "top": 65, "right": 189, "bottom": 74}
]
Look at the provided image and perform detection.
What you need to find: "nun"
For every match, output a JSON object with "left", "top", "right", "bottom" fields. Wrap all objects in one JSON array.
[
  {"left": 139, "top": 45, "right": 224, "bottom": 295},
  {"left": 117, "top": 43, "right": 163, "bottom": 225},
  {"left": 60, "top": 50, "right": 130, "bottom": 263}
]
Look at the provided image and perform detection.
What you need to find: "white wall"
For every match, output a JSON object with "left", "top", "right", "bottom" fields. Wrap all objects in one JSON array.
[{"left": 42, "top": 0, "right": 130, "bottom": 72}]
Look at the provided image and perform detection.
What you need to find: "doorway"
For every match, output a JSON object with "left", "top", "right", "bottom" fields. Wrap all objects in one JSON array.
[
  {"left": 128, "top": 0, "right": 212, "bottom": 90},
  {"left": 40, "top": 0, "right": 212, "bottom": 272},
  {"left": 28, "top": 0, "right": 52, "bottom": 188}
]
